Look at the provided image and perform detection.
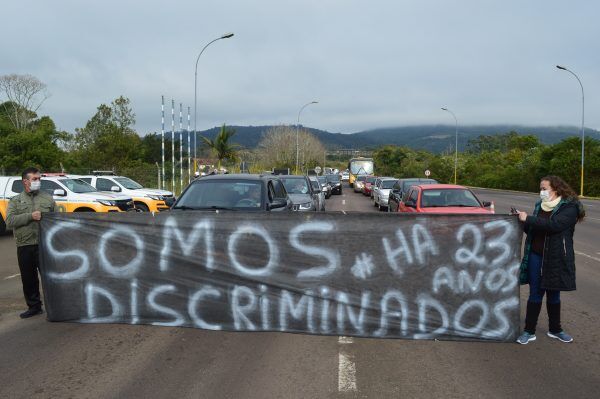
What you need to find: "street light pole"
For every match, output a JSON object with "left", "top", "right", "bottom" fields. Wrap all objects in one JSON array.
[
  {"left": 194, "top": 33, "right": 234, "bottom": 170},
  {"left": 441, "top": 107, "right": 459, "bottom": 184},
  {"left": 556, "top": 65, "right": 585, "bottom": 197},
  {"left": 296, "top": 101, "right": 318, "bottom": 175}
]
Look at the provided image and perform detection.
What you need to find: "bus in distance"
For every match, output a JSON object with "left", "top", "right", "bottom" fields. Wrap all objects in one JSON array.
[{"left": 347, "top": 157, "right": 374, "bottom": 187}]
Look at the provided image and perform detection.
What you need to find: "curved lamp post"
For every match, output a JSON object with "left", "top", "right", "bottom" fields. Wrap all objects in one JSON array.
[
  {"left": 193, "top": 33, "right": 234, "bottom": 167},
  {"left": 296, "top": 101, "right": 318, "bottom": 174},
  {"left": 441, "top": 107, "right": 458, "bottom": 184},
  {"left": 556, "top": 65, "right": 585, "bottom": 196}
]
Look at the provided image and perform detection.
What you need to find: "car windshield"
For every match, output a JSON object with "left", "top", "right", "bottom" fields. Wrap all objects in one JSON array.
[
  {"left": 420, "top": 189, "right": 481, "bottom": 208},
  {"left": 175, "top": 180, "right": 263, "bottom": 209},
  {"left": 318, "top": 176, "right": 327, "bottom": 184},
  {"left": 58, "top": 178, "right": 97, "bottom": 193},
  {"left": 115, "top": 177, "right": 144, "bottom": 190},
  {"left": 326, "top": 175, "right": 340, "bottom": 182},
  {"left": 309, "top": 179, "right": 320, "bottom": 190},
  {"left": 350, "top": 160, "right": 374, "bottom": 175},
  {"left": 366, "top": 176, "right": 376, "bottom": 184},
  {"left": 381, "top": 180, "right": 397, "bottom": 189},
  {"left": 356, "top": 175, "right": 367, "bottom": 182},
  {"left": 281, "top": 178, "right": 310, "bottom": 194}
]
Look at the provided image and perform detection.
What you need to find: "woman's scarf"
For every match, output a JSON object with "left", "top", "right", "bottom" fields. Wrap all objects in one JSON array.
[{"left": 541, "top": 195, "right": 562, "bottom": 212}]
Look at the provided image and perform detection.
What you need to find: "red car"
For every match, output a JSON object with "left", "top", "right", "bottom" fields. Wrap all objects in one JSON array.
[
  {"left": 397, "top": 184, "right": 494, "bottom": 214},
  {"left": 362, "top": 175, "right": 376, "bottom": 196}
]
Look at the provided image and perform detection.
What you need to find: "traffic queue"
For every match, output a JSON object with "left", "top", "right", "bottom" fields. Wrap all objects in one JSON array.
[
  {"left": 352, "top": 174, "right": 495, "bottom": 214},
  {"left": 1, "top": 167, "right": 497, "bottom": 236}
]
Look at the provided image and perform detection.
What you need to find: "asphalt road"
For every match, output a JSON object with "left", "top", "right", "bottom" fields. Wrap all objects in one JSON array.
[{"left": 1, "top": 187, "right": 599, "bottom": 398}]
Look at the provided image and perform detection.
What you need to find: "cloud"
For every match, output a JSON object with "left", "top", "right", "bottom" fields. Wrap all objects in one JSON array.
[{"left": 1, "top": 0, "right": 598, "bottom": 134}]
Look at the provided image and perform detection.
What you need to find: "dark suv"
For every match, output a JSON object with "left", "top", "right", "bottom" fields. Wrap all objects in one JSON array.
[
  {"left": 172, "top": 174, "right": 294, "bottom": 211},
  {"left": 325, "top": 174, "right": 343, "bottom": 195}
]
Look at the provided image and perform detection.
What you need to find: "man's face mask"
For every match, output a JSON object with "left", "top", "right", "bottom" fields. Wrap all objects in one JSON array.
[{"left": 30, "top": 180, "right": 41, "bottom": 191}]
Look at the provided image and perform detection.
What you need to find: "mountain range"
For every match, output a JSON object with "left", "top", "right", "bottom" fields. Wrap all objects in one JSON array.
[{"left": 196, "top": 125, "right": 600, "bottom": 153}]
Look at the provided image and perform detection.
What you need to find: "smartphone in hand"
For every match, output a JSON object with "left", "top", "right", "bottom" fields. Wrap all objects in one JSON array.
[{"left": 510, "top": 207, "right": 520, "bottom": 215}]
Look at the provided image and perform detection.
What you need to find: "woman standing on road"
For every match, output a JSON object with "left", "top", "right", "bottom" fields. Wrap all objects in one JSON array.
[{"left": 516, "top": 175, "right": 585, "bottom": 345}]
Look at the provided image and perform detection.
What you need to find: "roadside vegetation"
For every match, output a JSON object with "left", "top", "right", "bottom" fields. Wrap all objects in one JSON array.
[{"left": 1, "top": 74, "right": 598, "bottom": 196}]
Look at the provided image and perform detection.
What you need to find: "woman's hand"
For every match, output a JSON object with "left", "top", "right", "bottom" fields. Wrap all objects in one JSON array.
[{"left": 517, "top": 211, "right": 528, "bottom": 222}]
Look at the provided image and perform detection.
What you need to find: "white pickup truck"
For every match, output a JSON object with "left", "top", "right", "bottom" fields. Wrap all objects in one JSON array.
[
  {"left": 75, "top": 174, "right": 175, "bottom": 212},
  {"left": 0, "top": 174, "right": 135, "bottom": 234}
]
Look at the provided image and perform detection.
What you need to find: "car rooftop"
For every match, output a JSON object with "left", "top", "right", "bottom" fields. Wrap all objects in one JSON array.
[
  {"left": 193, "top": 174, "right": 273, "bottom": 181},
  {"left": 418, "top": 184, "right": 468, "bottom": 190}
]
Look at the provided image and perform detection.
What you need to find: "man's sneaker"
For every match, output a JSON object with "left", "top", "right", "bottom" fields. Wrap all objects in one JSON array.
[
  {"left": 547, "top": 331, "right": 573, "bottom": 343},
  {"left": 516, "top": 332, "right": 537, "bottom": 345},
  {"left": 19, "top": 308, "right": 43, "bottom": 319}
]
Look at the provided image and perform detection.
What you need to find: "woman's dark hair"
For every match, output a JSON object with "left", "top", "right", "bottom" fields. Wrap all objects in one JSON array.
[{"left": 541, "top": 175, "right": 585, "bottom": 222}]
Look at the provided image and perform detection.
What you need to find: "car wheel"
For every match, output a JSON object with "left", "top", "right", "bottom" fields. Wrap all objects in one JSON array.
[{"left": 135, "top": 203, "right": 150, "bottom": 212}]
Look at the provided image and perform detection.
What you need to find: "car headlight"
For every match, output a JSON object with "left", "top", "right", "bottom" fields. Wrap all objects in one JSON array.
[
  {"left": 145, "top": 194, "right": 163, "bottom": 200},
  {"left": 97, "top": 200, "right": 116, "bottom": 206},
  {"left": 299, "top": 202, "right": 313, "bottom": 210}
]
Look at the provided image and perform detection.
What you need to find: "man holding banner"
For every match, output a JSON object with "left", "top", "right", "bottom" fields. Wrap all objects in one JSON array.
[{"left": 6, "top": 167, "right": 58, "bottom": 319}]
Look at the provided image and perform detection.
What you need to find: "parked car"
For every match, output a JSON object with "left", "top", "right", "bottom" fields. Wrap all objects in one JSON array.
[
  {"left": 76, "top": 173, "right": 175, "bottom": 212},
  {"left": 172, "top": 174, "right": 293, "bottom": 211},
  {"left": 0, "top": 174, "right": 134, "bottom": 230},
  {"left": 317, "top": 176, "right": 332, "bottom": 198},
  {"left": 373, "top": 178, "right": 398, "bottom": 211},
  {"left": 353, "top": 175, "right": 368, "bottom": 193},
  {"left": 280, "top": 175, "right": 319, "bottom": 211},
  {"left": 341, "top": 171, "right": 350, "bottom": 182},
  {"left": 362, "top": 175, "right": 376, "bottom": 196},
  {"left": 397, "top": 184, "right": 494, "bottom": 214},
  {"left": 326, "top": 174, "right": 343, "bottom": 195},
  {"left": 308, "top": 176, "right": 326, "bottom": 211},
  {"left": 388, "top": 178, "right": 438, "bottom": 212}
]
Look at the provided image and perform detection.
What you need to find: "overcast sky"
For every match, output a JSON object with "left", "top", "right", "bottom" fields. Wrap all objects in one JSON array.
[{"left": 2, "top": 0, "right": 598, "bottom": 135}]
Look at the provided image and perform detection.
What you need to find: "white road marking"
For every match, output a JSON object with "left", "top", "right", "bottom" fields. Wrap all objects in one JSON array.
[
  {"left": 338, "top": 336, "right": 353, "bottom": 344},
  {"left": 575, "top": 251, "right": 600, "bottom": 263},
  {"left": 338, "top": 336, "right": 357, "bottom": 392},
  {"left": 342, "top": 210, "right": 347, "bottom": 215},
  {"left": 342, "top": 199, "right": 346, "bottom": 205},
  {"left": 338, "top": 351, "right": 357, "bottom": 392},
  {"left": 3, "top": 273, "right": 20, "bottom": 280}
]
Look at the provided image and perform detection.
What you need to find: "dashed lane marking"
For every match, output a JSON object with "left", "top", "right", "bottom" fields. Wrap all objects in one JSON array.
[
  {"left": 338, "top": 336, "right": 353, "bottom": 344},
  {"left": 338, "top": 352, "right": 357, "bottom": 392},
  {"left": 3, "top": 273, "right": 20, "bottom": 280},
  {"left": 342, "top": 199, "right": 346, "bottom": 205}
]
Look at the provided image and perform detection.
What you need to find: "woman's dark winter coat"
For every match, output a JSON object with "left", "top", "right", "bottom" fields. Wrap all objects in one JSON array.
[{"left": 519, "top": 199, "right": 578, "bottom": 291}]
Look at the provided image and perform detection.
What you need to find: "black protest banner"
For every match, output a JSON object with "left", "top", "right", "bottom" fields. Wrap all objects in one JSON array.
[{"left": 39, "top": 211, "right": 522, "bottom": 341}]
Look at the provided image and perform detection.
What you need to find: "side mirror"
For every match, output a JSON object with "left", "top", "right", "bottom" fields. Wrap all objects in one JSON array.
[
  {"left": 405, "top": 200, "right": 416, "bottom": 208},
  {"left": 269, "top": 198, "right": 287, "bottom": 210},
  {"left": 110, "top": 186, "right": 121, "bottom": 192},
  {"left": 482, "top": 201, "right": 491, "bottom": 207},
  {"left": 53, "top": 189, "right": 67, "bottom": 197}
]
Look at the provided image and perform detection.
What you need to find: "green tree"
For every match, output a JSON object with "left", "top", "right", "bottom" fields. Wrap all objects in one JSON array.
[
  {"left": 0, "top": 105, "right": 67, "bottom": 172},
  {"left": 71, "top": 96, "right": 143, "bottom": 169},
  {"left": 200, "top": 124, "right": 239, "bottom": 169}
]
